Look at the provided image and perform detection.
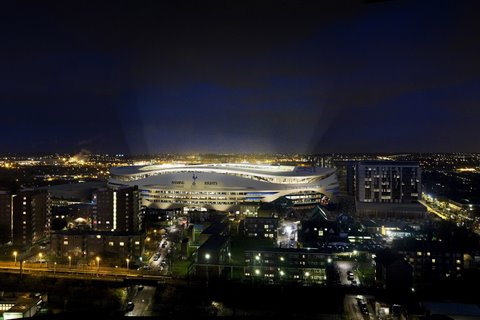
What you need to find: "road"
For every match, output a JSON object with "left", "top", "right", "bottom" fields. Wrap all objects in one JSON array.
[
  {"left": 344, "top": 294, "right": 376, "bottom": 320},
  {"left": 125, "top": 285, "right": 156, "bottom": 317},
  {"left": 277, "top": 221, "right": 298, "bottom": 248},
  {"left": 336, "top": 260, "right": 360, "bottom": 286}
]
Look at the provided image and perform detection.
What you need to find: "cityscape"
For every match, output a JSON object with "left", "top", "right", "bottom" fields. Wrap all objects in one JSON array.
[
  {"left": 2, "top": 1, "right": 480, "bottom": 319},
  {"left": 0, "top": 152, "right": 479, "bottom": 318}
]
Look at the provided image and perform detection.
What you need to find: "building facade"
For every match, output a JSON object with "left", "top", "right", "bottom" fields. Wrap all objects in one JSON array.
[
  {"left": 394, "top": 239, "right": 466, "bottom": 287},
  {"left": 196, "top": 235, "right": 231, "bottom": 278},
  {"left": 92, "top": 186, "right": 140, "bottom": 232},
  {"left": 109, "top": 163, "right": 339, "bottom": 212},
  {"left": 244, "top": 248, "right": 332, "bottom": 285},
  {"left": 50, "top": 230, "right": 145, "bottom": 260},
  {"left": 244, "top": 217, "right": 278, "bottom": 239},
  {"left": 12, "top": 190, "right": 51, "bottom": 247},
  {"left": 0, "top": 191, "right": 12, "bottom": 244},
  {"left": 355, "top": 161, "right": 426, "bottom": 218}
]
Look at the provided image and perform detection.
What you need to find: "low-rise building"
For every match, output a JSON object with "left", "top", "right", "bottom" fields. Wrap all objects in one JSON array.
[
  {"left": 375, "top": 250, "right": 413, "bottom": 293},
  {"left": 244, "top": 248, "right": 332, "bottom": 285},
  {"left": 50, "top": 230, "right": 145, "bottom": 262},
  {"left": 244, "top": 217, "right": 278, "bottom": 239},
  {"left": 200, "top": 222, "right": 230, "bottom": 245},
  {"left": 393, "top": 239, "right": 467, "bottom": 286},
  {"left": 196, "top": 235, "right": 231, "bottom": 278}
]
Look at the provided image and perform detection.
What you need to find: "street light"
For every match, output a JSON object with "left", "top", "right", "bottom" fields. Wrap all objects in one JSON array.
[
  {"left": 13, "top": 251, "right": 17, "bottom": 265},
  {"left": 96, "top": 256, "right": 100, "bottom": 274},
  {"left": 205, "top": 253, "right": 210, "bottom": 284},
  {"left": 68, "top": 256, "right": 72, "bottom": 269},
  {"left": 126, "top": 258, "right": 130, "bottom": 272},
  {"left": 38, "top": 253, "right": 43, "bottom": 267},
  {"left": 54, "top": 262, "right": 57, "bottom": 275}
]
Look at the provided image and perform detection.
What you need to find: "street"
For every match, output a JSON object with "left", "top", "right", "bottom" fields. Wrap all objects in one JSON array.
[
  {"left": 336, "top": 260, "right": 360, "bottom": 286},
  {"left": 344, "top": 294, "right": 376, "bottom": 320},
  {"left": 125, "top": 285, "right": 156, "bottom": 317}
]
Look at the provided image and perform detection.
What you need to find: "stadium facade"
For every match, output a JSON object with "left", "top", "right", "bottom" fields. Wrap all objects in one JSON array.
[{"left": 109, "top": 163, "right": 338, "bottom": 212}]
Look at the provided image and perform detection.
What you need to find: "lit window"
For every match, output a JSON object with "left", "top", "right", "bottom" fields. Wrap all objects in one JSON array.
[
  {"left": 96, "top": 235, "right": 101, "bottom": 239},
  {"left": 417, "top": 251, "right": 422, "bottom": 256},
  {"left": 119, "top": 242, "right": 125, "bottom": 246},
  {"left": 431, "top": 259, "right": 436, "bottom": 263},
  {"left": 456, "top": 259, "right": 461, "bottom": 264},
  {"left": 427, "top": 252, "right": 431, "bottom": 256},
  {"left": 135, "top": 241, "right": 140, "bottom": 245},
  {"left": 109, "top": 242, "right": 114, "bottom": 246},
  {"left": 63, "top": 241, "right": 68, "bottom": 245}
]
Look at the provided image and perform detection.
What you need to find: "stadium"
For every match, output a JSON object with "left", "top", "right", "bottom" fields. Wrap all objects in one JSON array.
[{"left": 109, "top": 163, "right": 339, "bottom": 212}]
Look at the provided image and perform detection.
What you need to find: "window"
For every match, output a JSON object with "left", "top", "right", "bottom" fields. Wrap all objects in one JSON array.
[
  {"left": 134, "top": 241, "right": 140, "bottom": 245},
  {"left": 109, "top": 242, "right": 114, "bottom": 246},
  {"left": 63, "top": 241, "right": 68, "bottom": 245},
  {"left": 119, "top": 242, "right": 125, "bottom": 246}
]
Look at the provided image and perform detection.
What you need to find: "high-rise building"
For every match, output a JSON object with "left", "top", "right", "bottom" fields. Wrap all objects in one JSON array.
[
  {"left": 92, "top": 186, "right": 140, "bottom": 232},
  {"left": 355, "top": 161, "right": 426, "bottom": 219},
  {"left": 12, "top": 190, "right": 51, "bottom": 247},
  {"left": 0, "top": 191, "right": 12, "bottom": 244}
]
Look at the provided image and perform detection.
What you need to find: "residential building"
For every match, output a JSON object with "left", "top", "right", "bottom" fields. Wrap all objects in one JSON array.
[{"left": 244, "top": 248, "right": 332, "bottom": 285}]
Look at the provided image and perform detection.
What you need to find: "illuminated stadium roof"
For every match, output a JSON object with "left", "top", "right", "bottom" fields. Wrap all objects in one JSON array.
[{"left": 109, "top": 163, "right": 338, "bottom": 211}]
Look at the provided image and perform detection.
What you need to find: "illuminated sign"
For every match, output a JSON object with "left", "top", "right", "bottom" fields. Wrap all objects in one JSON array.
[{"left": 204, "top": 181, "right": 218, "bottom": 185}]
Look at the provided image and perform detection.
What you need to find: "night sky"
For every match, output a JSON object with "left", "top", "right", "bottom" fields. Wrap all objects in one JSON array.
[{"left": 2, "top": 0, "right": 480, "bottom": 155}]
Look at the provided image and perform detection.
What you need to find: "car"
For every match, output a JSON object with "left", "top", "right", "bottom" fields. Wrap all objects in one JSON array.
[
  {"left": 126, "top": 301, "right": 135, "bottom": 311},
  {"left": 360, "top": 305, "right": 369, "bottom": 315}
]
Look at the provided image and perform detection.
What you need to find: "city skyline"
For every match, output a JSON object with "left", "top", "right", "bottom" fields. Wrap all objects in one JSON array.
[{"left": 2, "top": 1, "right": 480, "bottom": 154}]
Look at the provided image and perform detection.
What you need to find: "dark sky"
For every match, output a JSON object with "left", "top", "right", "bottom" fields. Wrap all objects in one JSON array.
[{"left": 2, "top": 0, "right": 480, "bottom": 155}]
